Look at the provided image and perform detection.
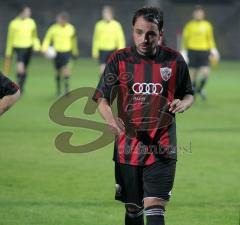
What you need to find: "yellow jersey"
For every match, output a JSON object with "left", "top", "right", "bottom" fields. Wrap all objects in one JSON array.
[
  {"left": 5, "top": 17, "right": 40, "bottom": 57},
  {"left": 92, "top": 19, "right": 125, "bottom": 58},
  {"left": 41, "top": 23, "right": 79, "bottom": 56},
  {"left": 182, "top": 20, "right": 216, "bottom": 51}
]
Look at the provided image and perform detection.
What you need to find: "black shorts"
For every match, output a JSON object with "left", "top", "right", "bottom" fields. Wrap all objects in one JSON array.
[
  {"left": 54, "top": 51, "right": 72, "bottom": 70},
  {"left": 188, "top": 50, "right": 210, "bottom": 68},
  {"left": 14, "top": 47, "right": 32, "bottom": 67},
  {"left": 115, "top": 158, "right": 176, "bottom": 208},
  {"left": 99, "top": 50, "right": 116, "bottom": 64}
]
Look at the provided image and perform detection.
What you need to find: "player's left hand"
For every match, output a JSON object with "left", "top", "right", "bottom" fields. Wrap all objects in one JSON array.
[{"left": 169, "top": 99, "right": 188, "bottom": 113}]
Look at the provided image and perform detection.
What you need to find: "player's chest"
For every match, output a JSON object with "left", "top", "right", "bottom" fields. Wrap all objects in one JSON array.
[
  {"left": 116, "top": 62, "right": 177, "bottom": 96},
  {"left": 54, "top": 27, "right": 74, "bottom": 38}
]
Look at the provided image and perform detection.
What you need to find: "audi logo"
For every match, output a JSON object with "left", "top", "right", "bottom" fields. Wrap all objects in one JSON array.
[{"left": 132, "top": 83, "right": 163, "bottom": 95}]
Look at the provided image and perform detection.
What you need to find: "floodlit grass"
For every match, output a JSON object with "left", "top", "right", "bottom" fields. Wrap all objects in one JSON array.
[{"left": 0, "top": 57, "right": 239, "bottom": 225}]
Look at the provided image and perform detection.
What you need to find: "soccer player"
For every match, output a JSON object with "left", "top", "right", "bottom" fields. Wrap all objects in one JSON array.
[
  {"left": 181, "top": 5, "right": 220, "bottom": 100},
  {"left": 0, "top": 72, "right": 20, "bottom": 117},
  {"left": 4, "top": 5, "right": 40, "bottom": 93},
  {"left": 42, "top": 11, "right": 79, "bottom": 96},
  {"left": 92, "top": 5, "right": 126, "bottom": 74},
  {"left": 93, "top": 7, "right": 194, "bottom": 225}
]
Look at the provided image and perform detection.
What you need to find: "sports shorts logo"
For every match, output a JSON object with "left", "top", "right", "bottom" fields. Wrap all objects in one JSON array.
[
  {"left": 160, "top": 67, "right": 172, "bottom": 81},
  {"left": 132, "top": 82, "right": 163, "bottom": 95}
]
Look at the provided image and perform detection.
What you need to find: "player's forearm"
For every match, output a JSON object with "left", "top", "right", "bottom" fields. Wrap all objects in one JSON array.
[
  {"left": 0, "top": 90, "right": 20, "bottom": 116},
  {"left": 182, "top": 94, "right": 194, "bottom": 110},
  {"left": 97, "top": 98, "right": 117, "bottom": 126}
]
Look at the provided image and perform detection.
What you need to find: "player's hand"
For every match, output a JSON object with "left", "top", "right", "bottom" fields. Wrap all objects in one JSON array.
[
  {"left": 108, "top": 117, "right": 125, "bottom": 137},
  {"left": 169, "top": 99, "right": 188, "bottom": 113}
]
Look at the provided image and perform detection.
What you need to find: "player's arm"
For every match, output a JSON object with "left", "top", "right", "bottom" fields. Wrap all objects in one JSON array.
[
  {"left": 32, "top": 20, "right": 41, "bottom": 52},
  {"left": 3, "top": 22, "right": 14, "bottom": 75},
  {"left": 0, "top": 73, "right": 20, "bottom": 117},
  {"left": 170, "top": 57, "right": 194, "bottom": 113},
  {"left": 41, "top": 26, "right": 53, "bottom": 53},
  {"left": 208, "top": 23, "right": 220, "bottom": 61},
  {"left": 116, "top": 23, "right": 126, "bottom": 49},
  {"left": 92, "top": 23, "right": 100, "bottom": 59},
  {"left": 169, "top": 94, "right": 194, "bottom": 113},
  {"left": 72, "top": 27, "right": 79, "bottom": 57},
  {"left": 97, "top": 98, "right": 125, "bottom": 136},
  {"left": 180, "top": 23, "right": 189, "bottom": 63}
]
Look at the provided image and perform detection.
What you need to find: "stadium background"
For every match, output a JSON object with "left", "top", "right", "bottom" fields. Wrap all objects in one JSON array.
[
  {"left": 0, "top": 0, "right": 240, "bottom": 58},
  {"left": 0, "top": 1, "right": 239, "bottom": 225}
]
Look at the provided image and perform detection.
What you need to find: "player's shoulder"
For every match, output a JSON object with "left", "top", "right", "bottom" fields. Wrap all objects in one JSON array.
[
  {"left": 159, "top": 46, "right": 185, "bottom": 62},
  {"left": 111, "top": 19, "right": 122, "bottom": 26},
  {"left": 202, "top": 20, "right": 213, "bottom": 27},
  {"left": 107, "top": 47, "right": 132, "bottom": 63}
]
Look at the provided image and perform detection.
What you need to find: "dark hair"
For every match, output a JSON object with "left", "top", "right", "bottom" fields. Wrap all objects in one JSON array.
[
  {"left": 194, "top": 5, "right": 204, "bottom": 11},
  {"left": 18, "top": 5, "right": 30, "bottom": 14},
  {"left": 132, "top": 7, "right": 163, "bottom": 31}
]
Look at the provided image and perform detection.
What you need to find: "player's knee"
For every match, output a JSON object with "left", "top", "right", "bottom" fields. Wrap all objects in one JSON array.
[
  {"left": 125, "top": 204, "right": 144, "bottom": 218},
  {"left": 144, "top": 197, "right": 167, "bottom": 208},
  {"left": 17, "top": 63, "right": 25, "bottom": 73}
]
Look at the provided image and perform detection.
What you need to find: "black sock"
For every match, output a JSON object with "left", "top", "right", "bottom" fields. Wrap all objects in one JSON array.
[
  {"left": 125, "top": 209, "right": 144, "bottom": 225},
  {"left": 64, "top": 76, "right": 70, "bottom": 95},
  {"left": 198, "top": 77, "right": 207, "bottom": 92},
  {"left": 145, "top": 205, "right": 165, "bottom": 225},
  {"left": 55, "top": 75, "right": 61, "bottom": 95},
  {"left": 17, "top": 72, "right": 26, "bottom": 93}
]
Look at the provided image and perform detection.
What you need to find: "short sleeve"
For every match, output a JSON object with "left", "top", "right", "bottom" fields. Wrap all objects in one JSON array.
[
  {"left": 92, "top": 53, "right": 119, "bottom": 104},
  {"left": 0, "top": 72, "right": 19, "bottom": 99},
  {"left": 174, "top": 58, "right": 194, "bottom": 99}
]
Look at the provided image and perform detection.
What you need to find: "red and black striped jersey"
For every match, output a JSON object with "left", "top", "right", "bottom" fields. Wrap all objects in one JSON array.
[
  {"left": 93, "top": 45, "right": 193, "bottom": 166},
  {"left": 0, "top": 72, "right": 19, "bottom": 99}
]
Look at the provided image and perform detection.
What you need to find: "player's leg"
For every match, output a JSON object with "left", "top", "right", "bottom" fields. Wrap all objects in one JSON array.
[
  {"left": 99, "top": 50, "right": 115, "bottom": 75},
  {"left": 187, "top": 50, "right": 199, "bottom": 94},
  {"left": 115, "top": 163, "right": 144, "bottom": 225},
  {"left": 62, "top": 65, "right": 71, "bottom": 95},
  {"left": 54, "top": 53, "right": 62, "bottom": 96},
  {"left": 198, "top": 66, "right": 210, "bottom": 100},
  {"left": 196, "top": 51, "right": 210, "bottom": 100},
  {"left": 15, "top": 48, "right": 32, "bottom": 93},
  {"left": 143, "top": 158, "right": 176, "bottom": 225},
  {"left": 189, "top": 67, "right": 198, "bottom": 93}
]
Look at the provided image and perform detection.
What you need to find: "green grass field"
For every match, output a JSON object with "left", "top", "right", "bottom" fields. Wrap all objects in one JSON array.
[{"left": 0, "top": 57, "right": 239, "bottom": 225}]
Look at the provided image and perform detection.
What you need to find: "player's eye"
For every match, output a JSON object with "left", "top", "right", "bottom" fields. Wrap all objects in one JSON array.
[{"left": 135, "top": 29, "right": 143, "bottom": 35}]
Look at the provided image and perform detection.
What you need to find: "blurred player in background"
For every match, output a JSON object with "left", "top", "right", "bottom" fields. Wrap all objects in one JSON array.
[
  {"left": 92, "top": 5, "right": 126, "bottom": 74},
  {"left": 4, "top": 5, "right": 40, "bottom": 94},
  {"left": 42, "top": 11, "right": 79, "bottom": 96},
  {"left": 181, "top": 5, "right": 220, "bottom": 100},
  {"left": 93, "top": 7, "right": 194, "bottom": 225},
  {"left": 0, "top": 72, "right": 20, "bottom": 117}
]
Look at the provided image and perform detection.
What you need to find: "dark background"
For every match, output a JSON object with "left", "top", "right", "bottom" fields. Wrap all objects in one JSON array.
[{"left": 0, "top": 0, "right": 239, "bottom": 59}]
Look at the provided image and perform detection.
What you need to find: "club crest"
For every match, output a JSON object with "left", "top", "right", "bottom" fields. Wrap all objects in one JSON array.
[{"left": 160, "top": 67, "right": 172, "bottom": 81}]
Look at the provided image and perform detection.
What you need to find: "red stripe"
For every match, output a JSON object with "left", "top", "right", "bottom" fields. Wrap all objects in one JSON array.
[{"left": 117, "top": 60, "right": 127, "bottom": 164}]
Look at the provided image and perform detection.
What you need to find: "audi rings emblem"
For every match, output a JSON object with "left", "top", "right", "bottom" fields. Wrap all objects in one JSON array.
[{"left": 132, "top": 83, "right": 163, "bottom": 95}]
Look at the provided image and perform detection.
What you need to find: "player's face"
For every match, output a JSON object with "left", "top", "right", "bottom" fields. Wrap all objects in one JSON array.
[
  {"left": 133, "top": 16, "right": 161, "bottom": 56},
  {"left": 57, "top": 16, "right": 67, "bottom": 25},
  {"left": 193, "top": 9, "right": 205, "bottom": 21},
  {"left": 22, "top": 7, "right": 31, "bottom": 18},
  {"left": 102, "top": 8, "right": 113, "bottom": 21}
]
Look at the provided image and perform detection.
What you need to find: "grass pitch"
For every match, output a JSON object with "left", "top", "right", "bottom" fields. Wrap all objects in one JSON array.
[{"left": 0, "top": 57, "right": 239, "bottom": 225}]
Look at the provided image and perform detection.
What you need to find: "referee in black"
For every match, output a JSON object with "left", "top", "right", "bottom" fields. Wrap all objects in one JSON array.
[{"left": 93, "top": 7, "right": 194, "bottom": 225}]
